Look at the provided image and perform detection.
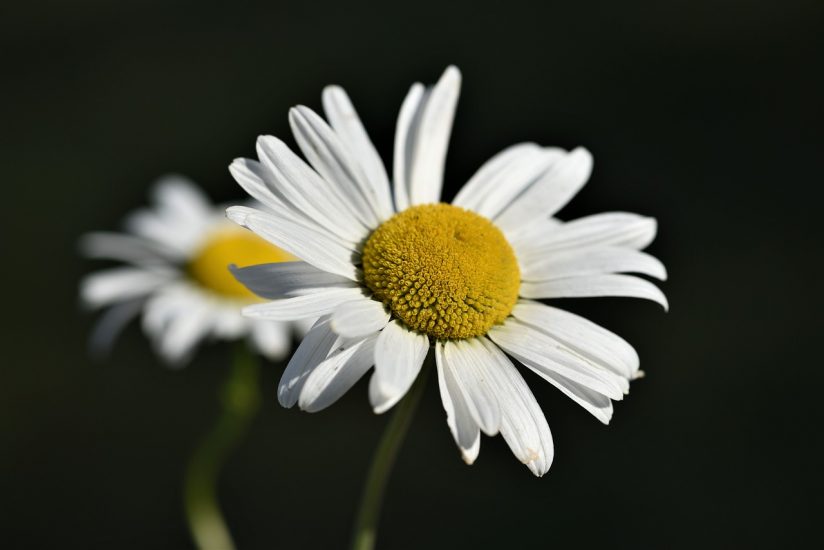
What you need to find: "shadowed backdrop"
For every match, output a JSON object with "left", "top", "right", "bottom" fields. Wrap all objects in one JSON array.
[{"left": 2, "top": 0, "right": 822, "bottom": 548}]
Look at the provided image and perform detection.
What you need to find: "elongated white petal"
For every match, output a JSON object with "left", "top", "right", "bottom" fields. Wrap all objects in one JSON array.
[
  {"left": 532, "top": 366, "right": 613, "bottom": 424},
  {"left": 489, "top": 320, "right": 627, "bottom": 399},
  {"left": 392, "top": 83, "right": 425, "bottom": 211},
  {"left": 521, "top": 246, "right": 667, "bottom": 281},
  {"left": 408, "top": 66, "right": 461, "bottom": 205},
  {"left": 151, "top": 175, "right": 212, "bottom": 221},
  {"left": 242, "top": 287, "right": 365, "bottom": 320},
  {"left": 369, "top": 321, "right": 429, "bottom": 414},
  {"left": 513, "top": 300, "right": 639, "bottom": 379},
  {"left": 79, "top": 232, "right": 172, "bottom": 266},
  {"left": 454, "top": 146, "right": 565, "bottom": 220},
  {"left": 322, "top": 85, "right": 394, "bottom": 220},
  {"left": 519, "top": 273, "right": 669, "bottom": 310},
  {"left": 442, "top": 341, "right": 501, "bottom": 436},
  {"left": 452, "top": 143, "right": 540, "bottom": 210},
  {"left": 88, "top": 298, "right": 144, "bottom": 357},
  {"left": 289, "top": 108, "right": 384, "bottom": 229},
  {"left": 495, "top": 148, "right": 593, "bottom": 231},
  {"left": 278, "top": 316, "right": 338, "bottom": 407},
  {"left": 155, "top": 296, "right": 213, "bottom": 366},
  {"left": 436, "top": 341, "right": 481, "bottom": 464},
  {"left": 330, "top": 296, "right": 390, "bottom": 338},
  {"left": 226, "top": 206, "right": 359, "bottom": 280},
  {"left": 80, "top": 267, "right": 173, "bottom": 309},
  {"left": 513, "top": 212, "right": 658, "bottom": 254},
  {"left": 249, "top": 320, "right": 291, "bottom": 360},
  {"left": 256, "top": 134, "right": 371, "bottom": 240},
  {"left": 230, "top": 261, "right": 356, "bottom": 299},
  {"left": 298, "top": 335, "right": 378, "bottom": 412},
  {"left": 474, "top": 338, "right": 554, "bottom": 476}
]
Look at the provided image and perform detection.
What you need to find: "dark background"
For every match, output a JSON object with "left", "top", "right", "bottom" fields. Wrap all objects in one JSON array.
[{"left": 3, "top": 0, "right": 823, "bottom": 548}]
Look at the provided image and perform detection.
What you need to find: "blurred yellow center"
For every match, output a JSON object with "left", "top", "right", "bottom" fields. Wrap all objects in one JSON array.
[
  {"left": 362, "top": 204, "right": 520, "bottom": 340},
  {"left": 188, "top": 227, "right": 294, "bottom": 299}
]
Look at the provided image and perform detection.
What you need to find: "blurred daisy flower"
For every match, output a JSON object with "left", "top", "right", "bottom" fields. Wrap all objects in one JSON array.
[
  {"left": 227, "top": 66, "right": 667, "bottom": 477},
  {"left": 80, "top": 175, "right": 300, "bottom": 365}
]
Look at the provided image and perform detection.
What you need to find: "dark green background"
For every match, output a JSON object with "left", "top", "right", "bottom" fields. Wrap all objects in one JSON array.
[{"left": 3, "top": 0, "right": 822, "bottom": 548}]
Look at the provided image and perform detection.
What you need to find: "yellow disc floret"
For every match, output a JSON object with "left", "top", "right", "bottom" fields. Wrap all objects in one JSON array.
[
  {"left": 362, "top": 204, "right": 520, "bottom": 340},
  {"left": 189, "top": 225, "right": 294, "bottom": 299}
]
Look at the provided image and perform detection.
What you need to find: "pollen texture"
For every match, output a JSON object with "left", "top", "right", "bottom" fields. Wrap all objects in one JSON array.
[
  {"left": 362, "top": 204, "right": 520, "bottom": 340},
  {"left": 189, "top": 226, "right": 294, "bottom": 299}
]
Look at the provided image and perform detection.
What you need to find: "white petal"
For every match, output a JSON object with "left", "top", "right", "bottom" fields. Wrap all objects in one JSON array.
[
  {"left": 489, "top": 320, "right": 627, "bottom": 399},
  {"left": 256, "top": 134, "right": 371, "bottom": 240},
  {"left": 330, "top": 296, "right": 390, "bottom": 338},
  {"left": 230, "top": 261, "right": 357, "bottom": 299},
  {"left": 474, "top": 338, "right": 554, "bottom": 476},
  {"left": 278, "top": 316, "right": 338, "bottom": 407},
  {"left": 435, "top": 341, "right": 481, "bottom": 464},
  {"left": 495, "top": 148, "right": 593, "bottom": 232},
  {"left": 226, "top": 206, "right": 359, "bottom": 280},
  {"left": 154, "top": 296, "right": 213, "bottom": 366},
  {"left": 298, "top": 335, "right": 378, "bottom": 412},
  {"left": 288, "top": 109, "right": 383, "bottom": 229},
  {"left": 242, "top": 287, "right": 365, "bottom": 321},
  {"left": 512, "top": 300, "right": 639, "bottom": 379},
  {"left": 322, "top": 85, "right": 394, "bottom": 220},
  {"left": 369, "top": 321, "right": 429, "bottom": 414},
  {"left": 519, "top": 273, "right": 669, "bottom": 310},
  {"left": 407, "top": 66, "right": 461, "bottom": 205},
  {"left": 79, "top": 232, "right": 172, "bottom": 266},
  {"left": 521, "top": 246, "right": 667, "bottom": 281},
  {"left": 513, "top": 212, "right": 658, "bottom": 253},
  {"left": 151, "top": 175, "right": 212, "bottom": 221},
  {"left": 249, "top": 320, "right": 291, "bottom": 360},
  {"left": 452, "top": 143, "right": 539, "bottom": 209},
  {"left": 88, "top": 298, "right": 144, "bottom": 357},
  {"left": 80, "top": 267, "right": 173, "bottom": 309},
  {"left": 532, "top": 366, "right": 613, "bottom": 424},
  {"left": 442, "top": 341, "right": 501, "bottom": 436},
  {"left": 453, "top": 146, "right": 565, "bottom": 219},
  {"left": 392, "top": 83, "right": 425, "bottom": 212}
]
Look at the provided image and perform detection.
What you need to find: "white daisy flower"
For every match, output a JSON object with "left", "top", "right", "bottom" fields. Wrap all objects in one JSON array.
[
  {"left": 80, "top": 175, "right": 303, "bottom": 365},
  {"left": 227, "top": 66, "right": 667, "bottom": 476}
]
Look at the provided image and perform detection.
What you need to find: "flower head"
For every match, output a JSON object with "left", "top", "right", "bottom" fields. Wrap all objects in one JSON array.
[
  {"left": 80, "top": 176, "right": 302, "bottom": 365},
  {"left": 227, "top": 67, "right": 667, "bottom": 475}
]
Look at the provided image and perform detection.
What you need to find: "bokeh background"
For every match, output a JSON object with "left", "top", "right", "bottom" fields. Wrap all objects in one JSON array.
[{"left": 3, "top": 0, "right": 823, "bottom": 548}]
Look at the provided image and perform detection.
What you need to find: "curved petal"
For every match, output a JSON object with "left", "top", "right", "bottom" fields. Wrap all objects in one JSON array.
[
  {"left": 392, "top": 83, "right": 425, "bottom": 211},
  {"left": 519, "top": 273, "right": 669, "bottom": 310},
  {"left": 242, "top": 287, "right": 365, "bottom": 320},
  {"left": 494, "top": 147, "right": 593, "bottom": 232},
  {"left": 512, "top": 300, "right": 639, "bottom": 379},
  {"left": 322, "top": 85, "right": 394, "bottom": 220},
  {"left": 513, "top": 212, "right": 658, "bottom": 254},
  {"left": 489, "top": 320, "right": 628, "bottom": 399},
  {"left": 442, "top": 340, "right": 501, "bottom": 436},
  {"left": 474, "top": 338, "right": 554, "bottom": 476},
  {"left": 226, "top": 206, "right": 359, "bottom": 280},
  {"left": 278, "top": 316, "right": 338, "bottom": 407},
  {"left": 436, "top": 341, "right": 480, "bottom": 464},
  {"left": 330, "top": 296, "right": 390, "bottom": 338},
  {"left": 79, "top": 232, "right": 173, "bottom": 266},
  {"left": 249, "top": 320, "right": 291, "bottom": 360},
  {"left": 80, "top": 267, "right": 173, "bottom": 309},
  {"left": 256, "top": 134, "right": 371, "bottom": 240},
  {"left": 298, "top": 335, "right": 378, "bottom": 412},
  {"left": 369, "top": 321, "right": 429, "bottom": 414},
  {"left": 230, "top": 261, "right": 357, "bottom": 299},
  {"left": 520, "top": 246, "right": 667, "bottom": 281},
  {"left": 453, "top": 146, "right": 564, "bottom": 220}
]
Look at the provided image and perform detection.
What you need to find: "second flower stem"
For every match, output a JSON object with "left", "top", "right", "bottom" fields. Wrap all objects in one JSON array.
[{"left": 184, "top": 343, "right": 261, "bottom": 550}]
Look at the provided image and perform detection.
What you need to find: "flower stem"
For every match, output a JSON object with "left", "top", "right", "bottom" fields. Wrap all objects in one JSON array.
[
  {"left": 351, "top": 363, "right": 430, "bottom": 550},
  {"left": 184, "top": 343, "right": 261, "bottom": 550}
]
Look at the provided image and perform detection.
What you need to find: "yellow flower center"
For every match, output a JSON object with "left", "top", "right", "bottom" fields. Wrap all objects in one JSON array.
[
  {"left": 362, "top": 204, "right": 520, "bottom": 340},
  {"left": 188, "top": 226, "right": 294, "bottom": 299}
]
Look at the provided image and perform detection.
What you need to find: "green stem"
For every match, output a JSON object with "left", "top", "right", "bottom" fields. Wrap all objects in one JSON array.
[
  {"left": 351, "top": 363, "right": 430, "bottom": 550},
  {"left": 184, "top": 343, "right": 261, "bottom": 550}
]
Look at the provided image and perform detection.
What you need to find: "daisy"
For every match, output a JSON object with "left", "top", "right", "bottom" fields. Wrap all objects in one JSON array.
[
  {"left": 80, "top": 175, "right": 301, "bottom": 365},
  {"left": 227, "top": 66, "right": 667, "bottom": 477}
]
